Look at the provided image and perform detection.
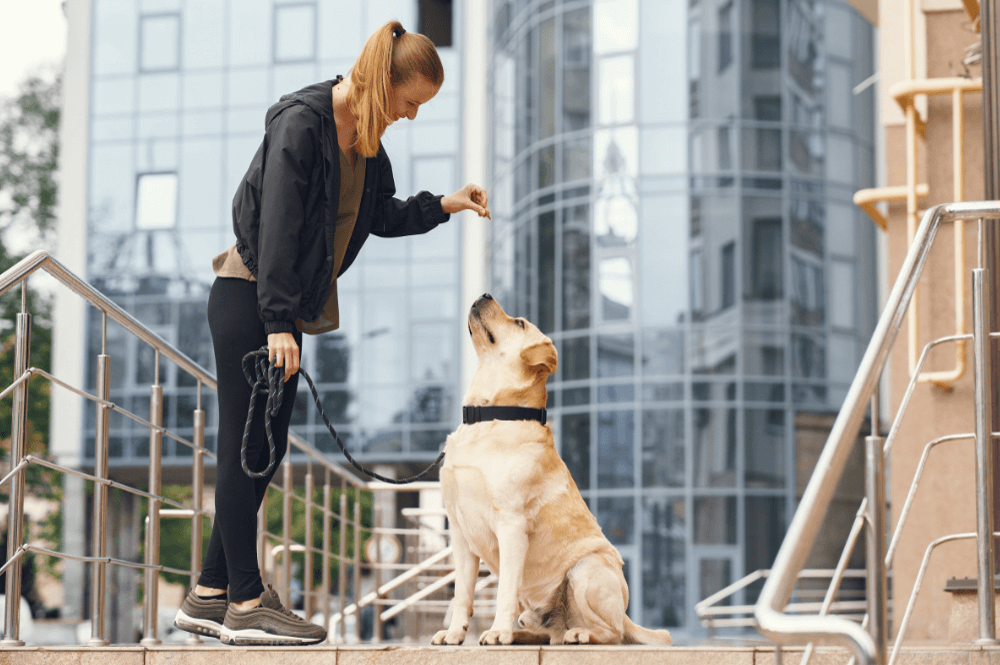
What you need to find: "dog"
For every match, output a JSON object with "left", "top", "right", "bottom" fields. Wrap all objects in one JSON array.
[{"left": 430, "top": 294, "right": 672, "bottom": 646}]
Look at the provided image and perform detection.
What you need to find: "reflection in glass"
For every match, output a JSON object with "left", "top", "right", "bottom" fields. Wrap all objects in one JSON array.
[
  {"left": 563, "top": 137, "right": 592, "bottom": 182},
  {"left": 141, "top": 14, "right": 180, "bottom": 72},
  {"left": 693, "top": 407, "right": 736, "bottom": 487},
  {"left": 411, "top": 323, "right": 454, "bottom": 382},
  {"left": 598, "top": 496, "right": 634, "bottom": 545},
  {"left": 744, "top": 333, "right": 785, "bottom": 376},
  {"left": 320, "top": 390, "right": 352, "bottom": 424},
  {"left": 598, "top": 334, "right": 634, "bottom": 378},
  {"left": 561, "top": 336, "right": 591, "bottom": 381},
  {"left": 600, "top": 258, "right": 634, "bottom": 321},
  {"left": 700, "top": 559, "right": 733, "bottom": 606},
  {"left": 561, "top": 413, "right": 591, "bottom": 490},
  {"left": 598, "top": 410, "right": 634, "bottom": 488},
  {"left": 598, "top": 383, "right": 634, "bottom": 403},
  {"left": 745, "top": 409, "right": 786, "bottom": 488},
  {"left": 746, "top": 217, "right": 782, "bottom": 300},
  {"left": 642, "top": 382, "right": 684, "bottom": 401},
  {"left": 593, "top": 0, "right": 638, "bottom": 54},
  {"left": 642, "top": 497, "right": 685, "bottom": 627},
  {"left": 744, "top": 382, "right": 785, "bottom": 402},
  {"left": 745, "top": 497, "right": 786, "bottom": 587},
  {"left": 412, "top": 429, "right": 451, "bottom": 452},
  {"left": 642, "top": 409, "right": 684, "bottom": 487},
  {"left": 694, "top": 496, "right": 736, "bottom": 543},
  {"left": 539, "top": 17, "right": 556, "bottom": 139},
  {"left": 409, "top": 385, "right": 453, "bottom": 425},
  {"left": 751, "top": 0, "right": 781, "bottom": 69},
  {"left": 562, "top": 204, "right": 591, "bottom": 329},
  {"left": 563, "top": 8, "right": 591, "bottom": 130},
  {"left": 642, "top": 329, "right": 685, "bottom": 376},
  {"left": 792, "top": 332, "right": 826, "bottom": 378},
  {"left": 791, "top": 255, "right": 825, "bottom": 325},
  {"left": 598, "top": 56, "right": 635, "bottom": 125},
  {"left": 539, "top": 212, "right": 556, "bottom": 332}
]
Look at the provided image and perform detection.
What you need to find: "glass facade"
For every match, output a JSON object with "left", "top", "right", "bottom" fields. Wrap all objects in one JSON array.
[
  {"left": 83, "top": 0, "right": 464, "bottom": 467},
  {"left": 488, "top": 0, "right": 876, "bottom": 631}
]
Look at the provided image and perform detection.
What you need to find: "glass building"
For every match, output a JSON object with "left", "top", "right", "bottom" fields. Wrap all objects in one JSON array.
[
  {"left": 80, "top": 0, "right": 463, "bottom": 470},
  {"left": 487, "top": 0, "right": 877, "bottom": 631}
]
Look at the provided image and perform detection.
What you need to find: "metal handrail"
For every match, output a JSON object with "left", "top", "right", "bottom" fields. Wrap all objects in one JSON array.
[
  {"left": 753, "top": 201, "right": 1000, "bottom": 664},
  {"left": 0, "top": 250, "right": 457, "bottom": 646}
]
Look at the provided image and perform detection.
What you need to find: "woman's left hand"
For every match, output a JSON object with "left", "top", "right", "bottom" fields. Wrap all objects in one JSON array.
[{"left": 442, "top": 184, "right": 491, "bottom": 219}]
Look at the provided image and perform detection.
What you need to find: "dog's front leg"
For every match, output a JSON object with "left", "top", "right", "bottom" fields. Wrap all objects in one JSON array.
[
  {"left": 432, "top": 519, "right": 479, "bottom": 645},
  {"left": 480, "top": 516, "right": 529, "bottom": 645}
]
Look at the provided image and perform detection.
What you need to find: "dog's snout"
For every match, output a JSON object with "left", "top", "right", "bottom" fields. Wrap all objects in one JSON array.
[
  {"left": 481, "top": 293, "right": 493, "bottom": 301},
  {"left": 473, "top": 293, "right": 494, "bottom": 311}
]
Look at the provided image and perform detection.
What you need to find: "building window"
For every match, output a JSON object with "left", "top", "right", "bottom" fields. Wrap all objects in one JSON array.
[
  {"left": 751, "top": 0, "right": 780, "bottom": 69},
  {"left": 274, "top": 3, "right": 317, "bottom": 63},
  {"left": 419, "top": 0, "right": 453, "bottom": 47},
  {"left": 749, "top": 218, "right": 782, "bottom": 300},
  {"left": 139, "top": 14, "right": 180, "bottom": 72},
  {"left": 721, "top": 242, "right": 735, "bottom": 309},
  {"left": 135, "top": 173, "right": 177, "bottom": 230},
  {"left": 718, "top": 2, "right": 733, "bottom": 72}
]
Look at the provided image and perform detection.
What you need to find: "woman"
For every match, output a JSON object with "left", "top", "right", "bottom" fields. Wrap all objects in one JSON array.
[{"left": 173, "top": 21, "right": 489, "bottom": 646}]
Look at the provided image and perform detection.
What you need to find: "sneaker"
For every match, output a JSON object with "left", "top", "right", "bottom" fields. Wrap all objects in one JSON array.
[
  {"left": 174, "top": 589, "right": 228, "bottom": 640},
  {"left": 222, "top": 586, "right": 327, "bottom": 646}
]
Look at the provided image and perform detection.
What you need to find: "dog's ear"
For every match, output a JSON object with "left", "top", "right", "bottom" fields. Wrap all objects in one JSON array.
[{"left": 521, "top": 339, "right": 558, "bottom": 375}]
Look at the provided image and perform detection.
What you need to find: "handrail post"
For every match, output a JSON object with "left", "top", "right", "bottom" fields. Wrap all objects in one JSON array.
[
  {"left": 353, "top": 498, "right": 362, "bottom": 643},
  {"left": 2, "top": 302, "right": 31, "bottom": 646},
  {"left": 972, "top": 269, "right": 999, "bottom": 644},
  {"left": 865, "top": 432, "right": 888, "bottom": 665},
  {"left": 258, "top": 488, "right": 268, "bottom": 587},
  {"left": 140, "top": 376, "right": 163, "bottom": 646},
  {"left": 88, "top": 337, "right": 111, "bottom": 646},
  {"left": 321, "top": 471, "right": 332, "bottom": 641},
  {"left": 186, "top": 405, "right": 205, "bottom": 645},
  {"left": 282, "top": 460, "right": 293, "bottom": 607},
  {"left": 304, "top": 463, "right": 315, "bottom": 621},
  {"left": 338, "top": 491, "right": 348, "bottom": 643}
]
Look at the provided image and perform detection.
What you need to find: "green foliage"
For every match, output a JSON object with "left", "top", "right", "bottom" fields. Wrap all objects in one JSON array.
[
  {"left": 149, "top": 482, "right": 373, "bottom": 592},
  {"left": 262, "top": 485, "right": 374, "bottom": 594},
  {"left": 0, "top": 74, "right": 60, "bottom": 240}
]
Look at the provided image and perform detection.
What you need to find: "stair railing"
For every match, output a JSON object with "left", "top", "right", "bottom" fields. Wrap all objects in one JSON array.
[
  {"left": 753, "top": 201, "right": 1000, "bottom": 665},
  {"left": 0, "top": 250, "right": 454, "bottom": 646}
]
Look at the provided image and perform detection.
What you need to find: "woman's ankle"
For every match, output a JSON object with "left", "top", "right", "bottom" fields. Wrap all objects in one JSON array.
[
  {"left": 194, "top": 585, "right": 227, "bottom": 597},
  {"left": 232, "top": 598, "right": 261, "bottom": 611}
]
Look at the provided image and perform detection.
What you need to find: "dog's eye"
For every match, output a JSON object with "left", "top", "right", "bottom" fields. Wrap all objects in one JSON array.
[{"left": 515, "top": 319, "right": 525, "bottom": 328}]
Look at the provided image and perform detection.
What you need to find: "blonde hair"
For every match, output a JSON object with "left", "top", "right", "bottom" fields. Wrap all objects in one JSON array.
[{"left": 347, "top": 21, "right": 444, "bottom": 158}]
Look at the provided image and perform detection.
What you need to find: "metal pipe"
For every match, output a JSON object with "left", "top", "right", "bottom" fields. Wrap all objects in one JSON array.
[
  {"left": 304, "top": 464, "right": 314, "bottom": 621},
  {"left": 141, "top": 384, "right": 163, "bottom": 646},
  {"left": 353, "top": 499, "right": 362, "bottom": 644},
  {"left": 973, "top": 269, "right": 999, "bottom": 643},
  {"left": 282, "top": 461, "right": 292, "bottom": 607},
  {"left": 754, "top": 203, "right": 952, "bottom": 662},
  {"left": 88, "top": 352, "right": 111, "bottom": 647},
  {"left": 185, "top": 409, "right": 205, "bottom": 645},
  {"left": 338, "top": 491, "right": 348, "bottom": 642},
  {"left": 2, "top": 311, "right": 31, "bottom": 646},
  {"left": 865, "top": 436, "right": 887, "bottom": 665},
  {"left": 322, "top": 476, "right": 332, "bottom": 641},
  {"left": 258, "top": 489, "right": 268, "bottom": 587}
]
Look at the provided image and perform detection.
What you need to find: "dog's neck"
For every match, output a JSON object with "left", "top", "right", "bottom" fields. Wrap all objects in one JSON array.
[{"left": 463, "top": 365, "right": 549, "bottom": 409}]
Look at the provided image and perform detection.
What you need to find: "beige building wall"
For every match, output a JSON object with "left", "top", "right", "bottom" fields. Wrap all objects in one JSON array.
[{"left": 876, "top": 4, "right": 985, "bottom": 641}]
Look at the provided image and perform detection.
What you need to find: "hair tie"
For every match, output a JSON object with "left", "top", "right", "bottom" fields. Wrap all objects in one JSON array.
[{"left": 394, "top": 27, "right": 406, "bottom": 37}]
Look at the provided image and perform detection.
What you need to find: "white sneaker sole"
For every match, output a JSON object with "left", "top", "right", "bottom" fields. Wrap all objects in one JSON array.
[
  {"left": 174, "top": 609, "right": 226, "bottom": 640},
  {"left": 221, "top": 627, "right": 325, "bottom": 646}
]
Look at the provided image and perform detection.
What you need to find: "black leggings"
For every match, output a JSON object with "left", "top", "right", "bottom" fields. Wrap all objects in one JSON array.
[{"left": 197, "top": 277, "right": 301, "bottom": 602}]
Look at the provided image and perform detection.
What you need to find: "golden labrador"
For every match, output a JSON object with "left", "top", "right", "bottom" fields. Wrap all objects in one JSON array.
[{"left": 431, "top": 294, "right": 672, "bottom": 646}]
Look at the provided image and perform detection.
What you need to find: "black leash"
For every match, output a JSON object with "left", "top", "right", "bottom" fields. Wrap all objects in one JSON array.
[{"left": 241, "top": 346, "right": 444, "bottom": 483}]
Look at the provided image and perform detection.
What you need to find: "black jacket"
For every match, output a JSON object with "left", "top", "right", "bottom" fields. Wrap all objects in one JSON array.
[{"left": 231, "top": 78, "right": 451, "bottom": 334}]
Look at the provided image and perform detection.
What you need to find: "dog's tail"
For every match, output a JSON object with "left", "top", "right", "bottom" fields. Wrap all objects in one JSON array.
[{"left": 623, "top": 616, "right": 672, "bottom": 645}]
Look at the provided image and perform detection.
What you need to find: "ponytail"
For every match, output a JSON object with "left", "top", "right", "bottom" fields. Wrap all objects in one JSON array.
[{"left": 347, "top": 21, "right": 445, "bottom": 157}]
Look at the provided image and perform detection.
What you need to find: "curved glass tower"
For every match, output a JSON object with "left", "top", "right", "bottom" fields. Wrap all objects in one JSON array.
[{"left": 487, "top": 0, "right": 876, "bottom": 631}]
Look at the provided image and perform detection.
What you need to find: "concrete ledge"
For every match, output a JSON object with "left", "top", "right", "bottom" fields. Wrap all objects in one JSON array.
[{"left": 2, "top": 645, "right": 1000, "bottom": 665}]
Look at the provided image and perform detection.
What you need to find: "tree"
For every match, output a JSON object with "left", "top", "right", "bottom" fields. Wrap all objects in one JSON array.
[{"left": 0, "top": 72, "right": 61, "bottom": 615}]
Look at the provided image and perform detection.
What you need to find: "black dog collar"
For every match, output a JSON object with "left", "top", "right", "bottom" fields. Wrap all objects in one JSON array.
[{"left": 462, "top": 405, "right": 547, "bottom": 426}]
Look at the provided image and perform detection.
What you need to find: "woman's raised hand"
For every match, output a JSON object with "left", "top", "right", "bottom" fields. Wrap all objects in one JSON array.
[
  {"left": 442, "top": 184, "right": 491, "bottom": 219},
  {"left": 267, "top": 332, "right": 300, "bottom": 382}
]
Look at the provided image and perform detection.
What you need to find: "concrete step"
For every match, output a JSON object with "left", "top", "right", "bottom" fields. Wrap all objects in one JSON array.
[{"left": 1, "top": 644, "right": 1000, "bottom": 665}]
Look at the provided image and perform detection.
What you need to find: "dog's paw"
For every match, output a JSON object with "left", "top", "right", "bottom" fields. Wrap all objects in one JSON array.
[
  {"left": 563, "top": 628, "right": 591, "bottom": 644},
  {"left": 479, "top": 628, "right": 514, "bottom": 645},
  {"left": 431, "top": 628, "right": 467, "bottom": 645}
]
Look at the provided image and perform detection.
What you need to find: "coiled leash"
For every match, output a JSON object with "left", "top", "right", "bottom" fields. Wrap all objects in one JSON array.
[{"left": 241, "top": 347, "right": 445, "bottom": 483}]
